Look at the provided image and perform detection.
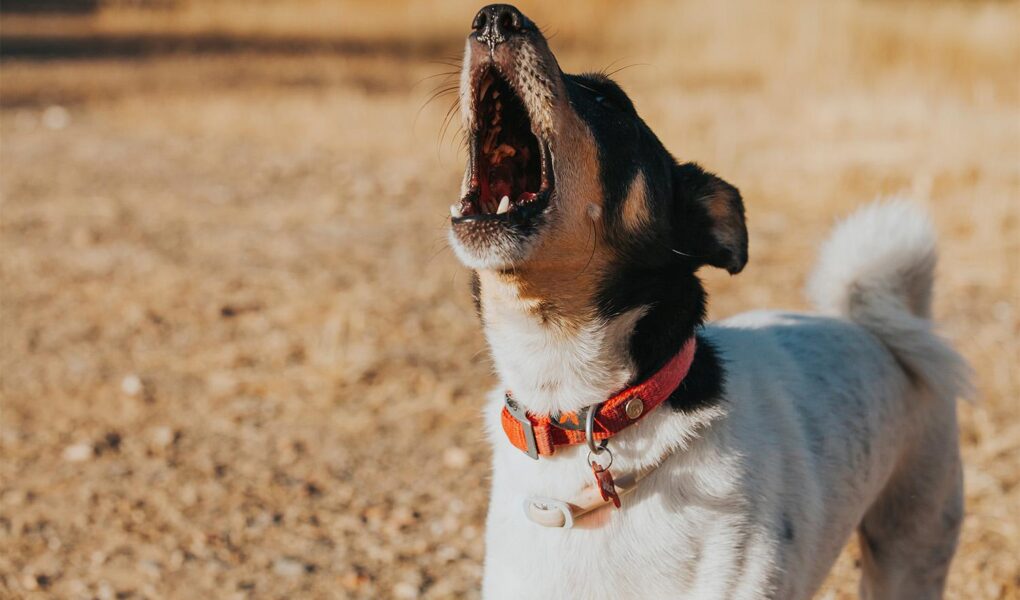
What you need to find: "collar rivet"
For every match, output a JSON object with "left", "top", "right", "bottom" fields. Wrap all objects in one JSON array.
[{"left": 624, "top": 397, "right": 644, "bottom": 419}]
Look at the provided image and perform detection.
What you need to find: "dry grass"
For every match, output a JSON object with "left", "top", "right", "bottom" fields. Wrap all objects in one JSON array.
[{"left": 1, "top": 1, "right": 1018, "bottom": 598}]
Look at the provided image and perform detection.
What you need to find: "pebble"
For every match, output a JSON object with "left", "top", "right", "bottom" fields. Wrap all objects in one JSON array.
[
  {"left": 97, "top": 581, "right": 115, "bottom": 600},
  {"left": 179, "top": 485, "right": 198, "bottom": 506},
  {"left": 436, "top": 545, "right": 460, "bottom": 563},
  {"left": 206, "top": 371, "right": 238, "bottom": 397},
  {"left": 443, "top": 446, "right": 470, "bottom": 469},
  {"left": 21, "top": 573, "right": 38, "bottom": 591},
  {"left": 121, "top": 374, "right": 143, "bottom": 397},
  {"left": 138, "top": 559, "right": 162, "bottom": 579},
  {"left": 392, "top": 581, "right": 419, "bottom": 599},
  {"left": 41, "top": 105, "right": 70, "bottom": 130},
  {"left": 62, "top": 443, "right": 93, "bottom": 462},
  {"left": 150, "top": 426, "right": 176, "bottom": 449},
  {"left": 272, "top": 558, "right": 306, "bottom": 577}
]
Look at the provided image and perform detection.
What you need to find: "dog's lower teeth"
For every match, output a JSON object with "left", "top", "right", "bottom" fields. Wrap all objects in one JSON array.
[{"left": 497, "top": 195, "right": 511, "bottom": 214}]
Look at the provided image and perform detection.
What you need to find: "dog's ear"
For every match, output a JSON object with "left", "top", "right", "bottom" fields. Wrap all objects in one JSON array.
[{"left": 671, "top": 162, "right": 748, "bottom": 274}]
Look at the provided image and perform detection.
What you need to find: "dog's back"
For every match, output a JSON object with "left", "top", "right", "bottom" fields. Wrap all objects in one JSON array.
[{"left": 701, "top": 201, "right": 970, "bottom": 599}]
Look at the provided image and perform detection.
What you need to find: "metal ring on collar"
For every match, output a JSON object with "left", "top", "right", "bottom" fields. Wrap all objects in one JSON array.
[
  {"left": 584, "top": 403, "right": 608, "bottom": 455},
  {"left": 587, "top": 445, "right": 613, "bottom": 471}
]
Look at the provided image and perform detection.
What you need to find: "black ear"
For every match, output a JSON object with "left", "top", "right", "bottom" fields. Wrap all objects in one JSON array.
[{"left": 671, "top": 162, "right": 748, "bottom": 274}]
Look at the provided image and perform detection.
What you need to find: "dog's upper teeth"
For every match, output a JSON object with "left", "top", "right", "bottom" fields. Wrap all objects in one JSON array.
[
  {"left": 497, "top": 195, "right": 510, "bottom": 214},
  {"left": 450, "top": 203, "right": 463, "bottom": 218},
  {"left": 479, "top": 77, "right": 493, "bottom": 100}
]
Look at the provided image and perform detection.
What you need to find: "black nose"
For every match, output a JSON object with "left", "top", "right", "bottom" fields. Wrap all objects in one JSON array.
[{"left": 472, "top": 4, "right": 533, "bottom": 45}]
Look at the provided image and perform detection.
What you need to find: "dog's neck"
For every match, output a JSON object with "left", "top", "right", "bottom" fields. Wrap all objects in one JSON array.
[{"left": 475, "top": 267, "right": 709, "bottom": 416}]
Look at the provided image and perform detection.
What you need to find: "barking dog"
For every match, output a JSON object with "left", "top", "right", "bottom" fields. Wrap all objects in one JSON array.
[{"left": 448, "top": 5, "right": 971, "bottom": 599}]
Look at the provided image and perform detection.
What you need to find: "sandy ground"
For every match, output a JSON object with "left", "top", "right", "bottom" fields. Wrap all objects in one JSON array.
[{"left": 1, "top": 1, "right": 1018, "bottom": 598}]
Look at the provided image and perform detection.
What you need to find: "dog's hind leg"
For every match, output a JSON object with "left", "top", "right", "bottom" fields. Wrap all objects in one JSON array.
[{"left": 856, "top": 416, "right": 964, "bottom": 600}]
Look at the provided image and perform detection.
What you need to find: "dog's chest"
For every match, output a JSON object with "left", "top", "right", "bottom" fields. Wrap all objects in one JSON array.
[
  {"left": 481, "top": 390, "right": 766, "bottom": 599},
  {"left": 482, "top": 445, "right": 767, "bottom": 600}
]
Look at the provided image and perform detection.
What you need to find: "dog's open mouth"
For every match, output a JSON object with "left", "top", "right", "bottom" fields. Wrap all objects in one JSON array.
[{"left": 451, "top": 67, "right": 553, "bottom": 222}]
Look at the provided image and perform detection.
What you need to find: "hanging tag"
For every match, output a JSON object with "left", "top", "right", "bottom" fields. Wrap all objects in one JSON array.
[{"left": 591, "top": 462, "right": 621, "bottom": 508}]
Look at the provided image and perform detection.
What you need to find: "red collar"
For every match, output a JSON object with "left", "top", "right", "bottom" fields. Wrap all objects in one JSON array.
[{"left": 501, "top": 337, "right": 697, "bottom": 459}]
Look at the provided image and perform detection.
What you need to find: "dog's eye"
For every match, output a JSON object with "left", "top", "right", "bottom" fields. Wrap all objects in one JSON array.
[{"left": 595, "top": 95, "right": 616, "bottom": 110}]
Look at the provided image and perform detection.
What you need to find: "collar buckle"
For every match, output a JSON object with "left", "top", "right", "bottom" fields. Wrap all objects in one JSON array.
[{"left": 504, "top": 393, "right": 540, "bottom": 460}]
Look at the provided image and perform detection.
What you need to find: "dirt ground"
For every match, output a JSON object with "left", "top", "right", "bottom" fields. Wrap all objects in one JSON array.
[{"left": 1, "top": 1, "right": 1017, "bottom": 598}]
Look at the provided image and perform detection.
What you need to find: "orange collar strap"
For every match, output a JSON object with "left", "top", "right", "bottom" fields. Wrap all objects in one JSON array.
[{"left": 501, "top": 337, "right": 697, "bottom": 459}]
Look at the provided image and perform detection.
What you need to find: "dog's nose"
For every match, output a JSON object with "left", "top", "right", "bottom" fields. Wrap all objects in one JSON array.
[{"left": 472, "top": 4, "right": 533, "bottom": 45}]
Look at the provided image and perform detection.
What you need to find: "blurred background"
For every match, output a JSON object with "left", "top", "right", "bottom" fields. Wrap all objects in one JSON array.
[{"left": 1, "top": 1, "right": 1017, "bottom": 598}]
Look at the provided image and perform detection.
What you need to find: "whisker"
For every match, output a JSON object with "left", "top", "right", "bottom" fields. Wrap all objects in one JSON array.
[
  {"left": 572, "top": 218, "right": 599, "bottom": 281},
  {"left": 599, "top": 57, "right": 627, "bottom": 76},
  {"left": 438, "top": 97, "right": 463, "bottom": 156},
  {"left": 427, "top": 234, "right": 453, "bottom": 266},
  {"left": 418, "top": 85, "right": 459, "bottom": 113},
  {"left": 412, "top": 70, "right": 460, "bottom": 90},
  {"left": 430, "top": 58, "right": 464, "bottom": 68},
  {"left": 605, "top": 63, "right": 650, "bottom": 78},
  {"left": 571, "top": 80, "right": 600, "bottom": 94},
  {"left": 540, "top": 26, "right": 559, "bottom": 41},
  {"left": 414, "top": 85, "right": 460, "bottom": 132}
]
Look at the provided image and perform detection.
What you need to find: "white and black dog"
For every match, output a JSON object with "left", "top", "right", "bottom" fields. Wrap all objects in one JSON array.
[{"left": 447, "top": 5, "right": 971, "bottom": 599}]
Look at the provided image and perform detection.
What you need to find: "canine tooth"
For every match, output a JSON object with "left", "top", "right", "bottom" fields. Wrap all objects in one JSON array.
[
  {"left": 479, "top": 77, "right": 493, "bottom": 100},
  {"left": 450, "top": 203, "right": 463, "bottom": 218},
  {"left": 497, "top": 195, "right": 510, "bottom": 214}
]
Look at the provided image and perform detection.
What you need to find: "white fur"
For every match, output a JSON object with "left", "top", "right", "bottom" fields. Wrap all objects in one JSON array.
[
  {"left": 480, "top": 277, "right": 645, "bottom": 415},
  {"left": 447, "top": 225, "right": 544, "bottom": 271},
  {"left": 807, "top": 200, "right": 973, "bottom": 402},
  {"left": 480, "top": 202, "right": 970, "bottom": 599}
]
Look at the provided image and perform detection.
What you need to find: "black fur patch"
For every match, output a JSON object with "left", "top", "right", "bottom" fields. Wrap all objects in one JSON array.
[
  {"left": 566, "top": 73, "right": 743, "bottom": 413},
  {"left": 596, "top": 267, "right": 725, "bottom": 413}
]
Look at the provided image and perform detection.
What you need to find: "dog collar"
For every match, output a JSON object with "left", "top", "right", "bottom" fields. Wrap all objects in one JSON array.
[{"left": 501, "top": 337, "right": 697, "bottom": 459}]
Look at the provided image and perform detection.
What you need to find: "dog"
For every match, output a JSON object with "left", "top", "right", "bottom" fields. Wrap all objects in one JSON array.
[{"left": 447, "top": 5, "right": 971, "bottom": 599}]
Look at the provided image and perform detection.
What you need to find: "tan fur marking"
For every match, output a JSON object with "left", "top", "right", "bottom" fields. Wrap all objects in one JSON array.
[
  {"left": 622, "top": 173, "right": 650, "bottom": 233},
  {"left": 704, "top": 185, "right": 740, "bottom": 250}
]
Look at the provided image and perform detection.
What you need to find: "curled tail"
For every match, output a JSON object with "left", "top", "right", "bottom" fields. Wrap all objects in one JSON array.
[{"left": 807, "top": 200, "right": 972, "bottom": 401}]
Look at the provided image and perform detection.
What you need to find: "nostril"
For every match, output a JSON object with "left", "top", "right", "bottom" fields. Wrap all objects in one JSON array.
[
  {"left": 497, "top": 10, "right": 516, "bottom": 33},
  {"left": 472, "top": 11, "right": 488, "bottom": 32}
]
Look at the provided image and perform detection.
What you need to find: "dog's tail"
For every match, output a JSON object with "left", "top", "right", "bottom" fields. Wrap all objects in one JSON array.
[{"left": 807, "top": 200, "right": 972, "bottom": 401}]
